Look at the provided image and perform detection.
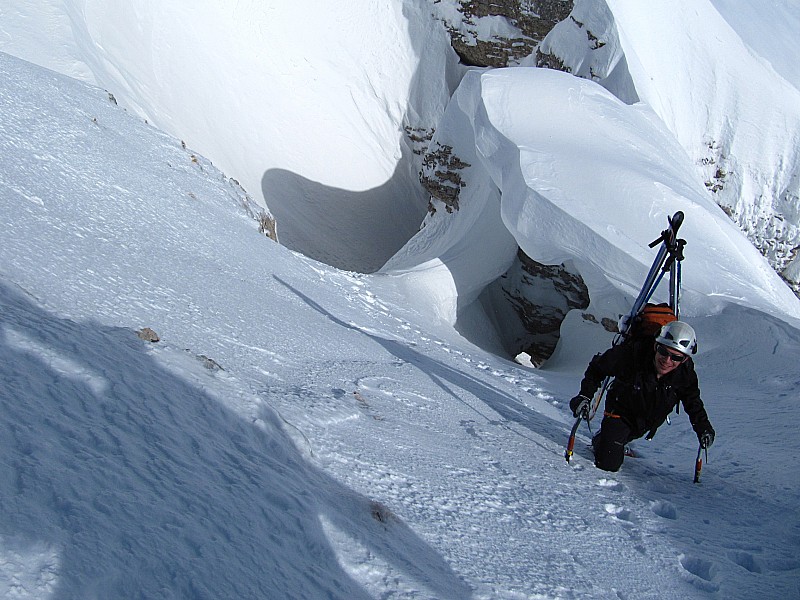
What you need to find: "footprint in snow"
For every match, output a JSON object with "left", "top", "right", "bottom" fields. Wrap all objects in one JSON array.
[
  {"left": 596, "top": 478, "right": 624, "bottom": 492},
  {"left": 679, "top": 554, "right": 720, "bottom": 592},
  {"left": 604, "top": 503, "right": 634, "bottom": 522},
  {"left": 650, "top": 499, "right": 678, "bottom": 520},
  {"left": 460, "top": 419, "right": 480, "bottom": 439},
  {"left": 727, "top": 550, "right": 762, "bottom": 574}
]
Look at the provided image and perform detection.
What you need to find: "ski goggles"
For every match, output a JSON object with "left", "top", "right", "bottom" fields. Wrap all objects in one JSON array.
[{"left": 656, "top": 344, "right": 687, "bottom": 363}]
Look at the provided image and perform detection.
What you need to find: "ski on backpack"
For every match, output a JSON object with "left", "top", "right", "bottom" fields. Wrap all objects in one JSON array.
[
  {"left": 587, "top": 211, "right": 685, "bottom": 419},
  {"left": 565, "top": 211, "right": 686, "bottom": 463}
]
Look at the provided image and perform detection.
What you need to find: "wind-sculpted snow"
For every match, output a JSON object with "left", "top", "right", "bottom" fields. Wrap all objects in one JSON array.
[
  {"left": 2, "top": 47, "right": 800, "bottom": 599},
  {"left": 386, "top": 67, "right": 800, "bottom": 337},
  {"left": 542, "top": 0, "right": 800, "bottom": 287},
  {"left": 0, "top": 0, "right": 461, "bottom": 272}
]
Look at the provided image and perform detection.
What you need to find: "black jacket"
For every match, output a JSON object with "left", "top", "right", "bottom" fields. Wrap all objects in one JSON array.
[{"left": 579, "top": 340, "right": 712, "bottom": 440}]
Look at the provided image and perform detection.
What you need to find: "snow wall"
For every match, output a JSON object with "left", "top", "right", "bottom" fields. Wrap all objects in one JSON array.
[
  {"left": 382, "top": 67, "right": 800, "bottom": 358},
  {"left": 0, "top": 0, "right": 461, "bottom": 272},
  {"left": 538, "top": 0, "right": 800, "bottom": 287}
]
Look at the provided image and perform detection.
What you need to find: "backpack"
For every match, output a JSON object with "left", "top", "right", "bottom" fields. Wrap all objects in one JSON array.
[{"left": 623, "top": 302, "right": 676, "bottom": 342}]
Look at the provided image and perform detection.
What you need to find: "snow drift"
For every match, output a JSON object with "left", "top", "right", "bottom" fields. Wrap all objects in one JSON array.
[
  {"left": 0, "top": 0, "right": 461, "bottom": 272},
  {"left": 538, "top": 0, "right": 800, "bottom": 287},
  {"left": 384, "top": 68, "right": 800, "bottom": 348},
  {"left": 3, "top": 18, "right": 800, "bottom": 599}
]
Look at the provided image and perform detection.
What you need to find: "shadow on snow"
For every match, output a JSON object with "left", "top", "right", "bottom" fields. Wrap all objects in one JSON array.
[
  {"left": 0, "top": 280, "right": 471, "bottom": 599},
  {"left": 274, "top": 276, "right": 571, "bottom": 458}
]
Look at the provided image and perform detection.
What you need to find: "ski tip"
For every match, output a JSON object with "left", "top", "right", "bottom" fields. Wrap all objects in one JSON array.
[{"left": 670, "top": 211, "right": 684, "bottom": 228}]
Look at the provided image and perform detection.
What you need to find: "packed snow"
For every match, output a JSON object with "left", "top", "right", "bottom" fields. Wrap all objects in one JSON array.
[
  {"left": 537, "top": 0, "right": 800, "bottom": 284},
  {"left": 0, "top": 0, "right": 461, "bottom": 273},
  {"left": 2, "top": 1, "right": 800, "bottom": 599}
]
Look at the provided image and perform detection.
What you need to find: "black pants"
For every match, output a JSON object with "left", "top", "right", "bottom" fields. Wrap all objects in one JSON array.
[{"left": 593, "top": 416, "right": 635, "bottom": 472}]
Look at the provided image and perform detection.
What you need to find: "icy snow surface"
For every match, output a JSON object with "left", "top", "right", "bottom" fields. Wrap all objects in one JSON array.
[{"left": 2, "top": 2, "right": 800, "bottom": 599}]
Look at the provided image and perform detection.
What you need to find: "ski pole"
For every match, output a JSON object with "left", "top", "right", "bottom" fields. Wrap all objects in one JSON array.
[
  {"left": 629, "top": 211, "right": 684, "bottom": 318},
  {"left": 693, "top": 443, "right": 706, "bottom": 483},
  {"left": 565, "top": 406, "right": 591, "bottom": 462},
  {"left": 565, "top": 416, "right": 582, "bottom": 463}
]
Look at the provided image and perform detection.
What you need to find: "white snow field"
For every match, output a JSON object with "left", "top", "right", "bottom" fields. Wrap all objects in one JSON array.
[
  {"left": 0, "top": 0, "right": 461, "bottom": 273},
  {"left": 1, "top": 1, "right": 800, "bottom": 598}
]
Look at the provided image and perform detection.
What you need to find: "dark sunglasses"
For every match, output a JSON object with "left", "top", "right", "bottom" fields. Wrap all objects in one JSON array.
[{"left": 656, "top": 344, "right": 687, "bottom": 363}]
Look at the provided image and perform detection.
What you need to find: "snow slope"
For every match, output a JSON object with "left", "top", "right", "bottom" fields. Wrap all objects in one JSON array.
[
  {"left": 385, "top": 67, "right": 800, "bottom": 337},
  {"left": 2, "top": 46, "right": 800, "bottom": 599},
  {"left": 0, "top": 0, "right": 461, "bottom": 272},
  {"left": 538, "top": 0, "right": 800, "bottom": 285}
]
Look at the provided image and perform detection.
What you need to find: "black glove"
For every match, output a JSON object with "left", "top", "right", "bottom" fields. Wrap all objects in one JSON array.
[
  {"left": 569, "top": 395, "right": 590, "bottom": 419},
  {"left": 699, "top": 428, "right": 715, "bottom": 449}
]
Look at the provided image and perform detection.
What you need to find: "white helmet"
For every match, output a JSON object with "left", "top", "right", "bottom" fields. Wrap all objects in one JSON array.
[{"left": 655, "top": 320, "right": 697, "bottom": 355}]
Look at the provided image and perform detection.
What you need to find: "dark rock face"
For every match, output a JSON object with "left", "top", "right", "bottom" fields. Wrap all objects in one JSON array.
[
  {"left": 479, "top": 248, "right": 590, "bottom": 365},
  {"left": 504, "top": 250, "right": 589, "bottom": 364},
  {"left": 444, "top": 0, "right": 574, "bottom": 68},
  {"left": 420, "top": 141, "right": 471, "bottom": 214}
]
